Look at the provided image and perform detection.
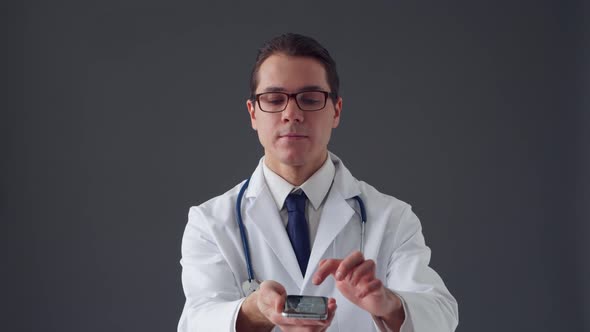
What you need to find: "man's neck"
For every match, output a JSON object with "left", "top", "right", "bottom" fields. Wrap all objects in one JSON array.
[{"left": 264, "top": 152, "right": 328, "bottom": 186}]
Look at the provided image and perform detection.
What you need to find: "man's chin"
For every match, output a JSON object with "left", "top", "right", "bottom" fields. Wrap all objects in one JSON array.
[
  {"left": 269, "top": 149, "right": 310, "bottom": 168},
  {"left": 278, "top": 155, "right": 308, "bottom": 167},
  {"left": 265, "top": 147, "right": 325, "bottom": 169}
]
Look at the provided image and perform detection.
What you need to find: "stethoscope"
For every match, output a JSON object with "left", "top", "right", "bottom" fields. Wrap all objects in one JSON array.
[{"left": 236, "top": 177, "right": 367, "bottom": 296}]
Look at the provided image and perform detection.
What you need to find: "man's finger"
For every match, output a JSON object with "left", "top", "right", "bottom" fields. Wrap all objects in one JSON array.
[
  {"left": 328, "top": 297, "right": 337, "bottom": 316},
  {"left": 260, "top": 280, "right": 286, "bottom": 294},
  {"left": 335, "top": 251, "right": 365, "bottom": 281},
  {"left": 313, "top": 259, "right": 342, "bottom": 285},
  {"left": 259, "top": 280, "right": 286, "bottom": 312},
  {"left": 278, "top": 316, "right": 330, "bottom": 327},
  {"left": 325, "top": 297, "right": 337, "bottom": 323},
  {"left": 275, "top": 297, "right": 285, "bottom": 312},
  {"left": 350, "top": 259, "right": 376, "bottom": 286},
  {"left": 358, "top": 278, "right": 383, "bottom": 298}
]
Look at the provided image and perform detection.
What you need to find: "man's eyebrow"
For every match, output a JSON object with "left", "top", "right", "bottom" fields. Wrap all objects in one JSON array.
[
  {"left": 298, "top": 85, "right": 324, "bottom": 92},
  {"left": 261, "top": 85, "right": 325, "bottom": 93},
  {"left": 262, "top": 86, "right": 288, "bottom": 92}
]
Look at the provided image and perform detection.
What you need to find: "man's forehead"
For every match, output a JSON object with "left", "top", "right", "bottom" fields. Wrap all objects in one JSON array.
[
  {"left": 256, "top": 55, "right": 330, "bottom": 92},
  {"left": 260, "top": 85, "right": 325, "bottom": 93}
]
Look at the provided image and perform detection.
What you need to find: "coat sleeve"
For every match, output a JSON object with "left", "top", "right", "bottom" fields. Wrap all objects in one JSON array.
[
  {"left": 178, "top": 206, "right": 245, "bottom": 332},
  {"left": 384, "top": 204, "right": 459, "bottom": 332}
]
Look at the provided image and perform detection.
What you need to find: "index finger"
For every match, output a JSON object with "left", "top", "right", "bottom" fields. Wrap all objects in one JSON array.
[
  {"left": 313, "top": 258, "right": 342, "bottom": 285},
  {"left": 334, "top": 251, "right": 365, "bottom": 281}
]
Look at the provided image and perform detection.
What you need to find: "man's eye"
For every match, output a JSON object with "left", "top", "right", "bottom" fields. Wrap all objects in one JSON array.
[
  {"left": 268, "top": 99, "right": 285, "bottom": 105},
  {"left": 260, "top": 94, "right": 286, "bottom": 104},
  {"left": 301, "top": 98, "right": 321, "bottom": 105}
]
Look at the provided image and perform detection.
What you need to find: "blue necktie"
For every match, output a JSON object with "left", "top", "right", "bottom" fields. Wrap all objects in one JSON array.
[{"left": 285, "top": 192, "right": 311, "bottom": 276}]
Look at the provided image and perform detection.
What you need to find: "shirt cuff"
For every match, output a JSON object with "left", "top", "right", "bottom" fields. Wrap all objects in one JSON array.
[{"left": 231, "top": 297, "right": 248, "bottom": 332}]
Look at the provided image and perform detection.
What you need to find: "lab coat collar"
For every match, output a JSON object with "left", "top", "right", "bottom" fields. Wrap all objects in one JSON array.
[
  {"left": 245, "top": 152, "right": 361, "bottom": 200},
  {"left": 327, "top": 151, "right": 362, "bottom": 200}
]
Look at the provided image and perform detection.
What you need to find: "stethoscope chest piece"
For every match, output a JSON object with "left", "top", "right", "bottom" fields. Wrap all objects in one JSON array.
[{"left": 242, "top": 279, "right": 261, "bottom": 296}]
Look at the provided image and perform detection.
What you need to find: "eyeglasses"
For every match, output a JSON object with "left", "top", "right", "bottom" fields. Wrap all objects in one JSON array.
[{"left": 253, "top": 91, "right": 336, "bottom": 113}]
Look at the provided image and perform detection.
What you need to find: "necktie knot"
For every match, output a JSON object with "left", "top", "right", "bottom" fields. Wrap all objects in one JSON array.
[{"left": 285, "top": 192, "right": 307, "bottom": 213}]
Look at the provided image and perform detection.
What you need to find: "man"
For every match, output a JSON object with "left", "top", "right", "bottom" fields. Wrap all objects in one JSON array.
[{"left": 178, "top": 33, "right": 458, "bottom": 331}]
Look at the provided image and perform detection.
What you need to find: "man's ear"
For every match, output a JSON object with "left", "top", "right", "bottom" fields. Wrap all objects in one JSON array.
[
  {"left": 332, "top": 97, "right": 342, "bottom": 128},
  {"left": 246, "top": 99, "right": 257, "bottom": 130}
]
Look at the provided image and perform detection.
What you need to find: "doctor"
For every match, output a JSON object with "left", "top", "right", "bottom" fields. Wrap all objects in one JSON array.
[{"left": 178, "top": 33, "right": 458, "bottom": 332}]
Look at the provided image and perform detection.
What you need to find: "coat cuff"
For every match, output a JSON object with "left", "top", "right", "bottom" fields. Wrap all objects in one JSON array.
[
  {"left": 179, "top": 299, "right": 245, "bottom": 332},
  {"left": 390, "top": 290, "right": 458, "bottom": 332},
  {"left": 372, "top": 290, "right": 410, "bottom": 332}
]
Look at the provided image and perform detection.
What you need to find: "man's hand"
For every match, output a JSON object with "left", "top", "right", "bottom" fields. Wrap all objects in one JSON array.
[
  {"left": 237, "top": 280, "right": 337, "bottom": 332},
  {"left": 312, "top": 251, "right": 405, "bottom": 330}
]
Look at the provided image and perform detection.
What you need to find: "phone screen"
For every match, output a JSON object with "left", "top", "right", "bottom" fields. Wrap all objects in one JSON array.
[{"left": 283, "top": 295, "right": 328, "bottom": 319}]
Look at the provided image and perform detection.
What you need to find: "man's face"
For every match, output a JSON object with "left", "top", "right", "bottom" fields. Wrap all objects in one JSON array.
[{"left": 247, "top": 54, "right": 342, "bottom": 171}]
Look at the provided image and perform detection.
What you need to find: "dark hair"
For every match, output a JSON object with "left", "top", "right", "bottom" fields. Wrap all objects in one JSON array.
[{"left": 249, "top": 33, "right": 340, "bottom": 102}]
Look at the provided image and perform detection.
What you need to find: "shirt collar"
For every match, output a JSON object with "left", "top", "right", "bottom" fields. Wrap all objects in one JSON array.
[{"left": 262, "top": 156, "right": 335, "bottom": 211}]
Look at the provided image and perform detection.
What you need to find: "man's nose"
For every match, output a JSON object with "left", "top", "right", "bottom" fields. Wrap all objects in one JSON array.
[{"left": 281, "top": 97, "right": 304, "bottom": 122}]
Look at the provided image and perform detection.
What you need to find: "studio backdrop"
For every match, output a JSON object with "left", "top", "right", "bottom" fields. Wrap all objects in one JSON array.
[{"left": 8, "top": 1, "right": 588, "bottom": 331}]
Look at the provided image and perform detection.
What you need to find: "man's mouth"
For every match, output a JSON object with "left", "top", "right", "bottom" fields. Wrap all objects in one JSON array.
[
  {"left": 281, "top": 133, "right": 307, "bottom": 137},
  {"left": 279, "top": 133, "right": 308, "bottom": 140}
]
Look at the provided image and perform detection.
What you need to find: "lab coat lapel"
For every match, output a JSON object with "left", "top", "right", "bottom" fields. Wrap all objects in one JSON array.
[
  {"left": 304, "top": 153, "right": 361, "bottom": 285},
  {"left": 244, "top": 162, "right": 304, "bottom": 286},
  {"left": 304, "top": 188, "right": 355, "bottom": 284}
]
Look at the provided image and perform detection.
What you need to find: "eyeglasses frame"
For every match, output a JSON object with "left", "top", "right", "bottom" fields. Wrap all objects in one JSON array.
[{"left": 252, "top": 90, "right": 338, "bottom": 113}]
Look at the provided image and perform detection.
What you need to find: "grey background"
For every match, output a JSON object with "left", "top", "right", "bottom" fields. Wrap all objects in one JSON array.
[{"left": 6, "top": 0, "right": 588, "bottom": 331}]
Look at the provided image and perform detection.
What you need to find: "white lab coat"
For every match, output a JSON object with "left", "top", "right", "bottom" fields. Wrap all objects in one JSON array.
[{"left": 178, "top": 153, "right": 458, "bottom": 331}]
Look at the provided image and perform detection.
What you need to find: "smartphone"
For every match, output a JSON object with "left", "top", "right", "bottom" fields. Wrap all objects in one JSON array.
[{"left": 282, "top": 295, "right": 328, "bottom": 320}]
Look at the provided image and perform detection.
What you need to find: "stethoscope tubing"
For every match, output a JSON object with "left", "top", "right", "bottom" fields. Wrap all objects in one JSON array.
[
  {"left": 236, "top": 177, "right": 255, "bottom": 282},
  {"left": 352, "top": 196, "right": 367, "bottom": 253}
]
